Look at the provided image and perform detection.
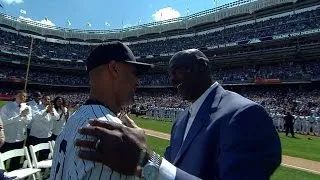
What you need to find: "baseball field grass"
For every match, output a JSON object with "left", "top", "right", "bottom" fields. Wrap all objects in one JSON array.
[
  {"left": 133, "top": 116, "right": 320, "bottom": 162},
  {"left": 146, "top": 134, "right": 320, "bottom": 180},
  {"left": 1, "top": 101, "right": 320, "bottom": 178},
  {"left": 133, "top": 116, "right": 172, "bottom": 134},
  {"left": 146, "top": 136, "right": 169, "bottom": 155},
  {"left": 279, "top": 133, "right": 320, "bottom": 162},
  {"left": 271, "top": 166, "right": 320, "bottom": 180},
  {"left": 0, "top": 101, "right": 6, "bottom": 108}
]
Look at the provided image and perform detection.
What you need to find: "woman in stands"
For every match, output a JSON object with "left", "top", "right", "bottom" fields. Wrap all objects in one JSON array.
[{"left": 51, "top": 96, "right": 69, "bottom": 141}]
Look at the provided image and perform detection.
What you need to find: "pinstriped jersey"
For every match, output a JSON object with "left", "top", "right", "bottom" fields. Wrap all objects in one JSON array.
[{"left": 49, "top": 104, "right": 141, "bottom": 180}]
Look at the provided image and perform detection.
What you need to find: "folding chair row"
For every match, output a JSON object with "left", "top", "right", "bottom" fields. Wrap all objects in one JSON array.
[
  {"left": 29, "top": 141, "right": 54, "bottom": 169},
  {"left": 0, "top": 141, "right": 55, "bottom": 180},
  {"left": 29, "top": 141, "right": 55, "bottom": 180},
  {"left": 0, "top": 146, "right": 40, "bottom": 180}
]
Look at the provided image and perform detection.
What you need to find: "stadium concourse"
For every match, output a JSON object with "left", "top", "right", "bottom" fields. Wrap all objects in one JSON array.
[{"left": 1, "top": 0, "right": 320, "bottom": 179}]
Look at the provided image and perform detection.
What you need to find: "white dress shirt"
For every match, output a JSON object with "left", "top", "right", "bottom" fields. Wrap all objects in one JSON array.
[
  {"left": 0, "top": 101, "right": 32, "bottom": 143},
  {"left": 52, "top": 107, "right": 68, "bottom": 136},
  {"left": 30, "top": 104, "right": 60, "bottom": 138},
  {"left": 28, "top": 100, "right": 42, "bottom": 130},
  {"left": 0, "top": 116, "right": 5, "bottom": 147},
  {"left": 183, "top": 82, "right": 218, "bottom": 141},
  {"left": 159, "top": 82, "right": 218, "bottom": 180}
]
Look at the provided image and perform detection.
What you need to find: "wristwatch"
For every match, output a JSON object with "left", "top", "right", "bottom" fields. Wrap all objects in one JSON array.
[{"left": 140, "top": 151, "right": 162, "bottom": 180}]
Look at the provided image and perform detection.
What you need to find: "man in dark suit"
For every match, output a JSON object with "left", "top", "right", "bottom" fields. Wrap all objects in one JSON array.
[
  {"left": 284, "top": 111, "right": 295, "bottom": 137},
  {"left": 74, "top": 49, "right": 282, "bottom": 180}
]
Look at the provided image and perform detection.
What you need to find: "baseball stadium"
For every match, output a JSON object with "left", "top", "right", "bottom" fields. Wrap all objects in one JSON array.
[{"left": 0, "top": 0, "right": 320, "bottom": 179}]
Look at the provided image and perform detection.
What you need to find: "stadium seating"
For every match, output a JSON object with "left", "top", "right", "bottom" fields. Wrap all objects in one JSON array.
[
  {"left": 0, "top": 8, "right": 319, "bottom": 59},
  {"left": 1, "top": 60, "right": 320, "bottom": 86}
]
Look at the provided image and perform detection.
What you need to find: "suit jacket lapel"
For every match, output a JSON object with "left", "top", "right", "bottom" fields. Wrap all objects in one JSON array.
[
  {"left": 171, "top": 110, "right": 190, "bottom": 161},
  {"left": 173, "top": 84, "right": 224, "bottom": 165}
]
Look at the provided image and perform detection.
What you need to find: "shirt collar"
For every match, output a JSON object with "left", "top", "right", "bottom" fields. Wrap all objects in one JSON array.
[
  {"left": 13, "top": 101, "right": 20, "bottom": 106},
  {"left": 189, "top": 82, "right": 219, "bottom": 116},
  {"left": 34, "top": 100, "right": 42, "bottom": 105},
  {"left": 84, "top": 99, "right": 117, "bottom": 117}
]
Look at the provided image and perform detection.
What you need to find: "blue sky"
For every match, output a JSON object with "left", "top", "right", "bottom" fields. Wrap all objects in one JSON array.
[{"left": 0, "top": 0, "right": 235, "bottom": 30}]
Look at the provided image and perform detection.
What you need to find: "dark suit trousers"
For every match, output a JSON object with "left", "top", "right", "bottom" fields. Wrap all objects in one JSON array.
[
  {"left": 285, "top": 124, "right": 294, "bottom": 137},
  {"left": 28, "top": 136, "right": 51, "bottom": 162},
  {"left": 0, "top": 141, "right": 25, "bottom": 171},
  {"left": 50, "top": 134, "right": 58, "bottom": 141}
]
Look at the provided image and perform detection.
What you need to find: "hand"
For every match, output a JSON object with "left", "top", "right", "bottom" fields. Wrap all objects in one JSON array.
[
  {"left": 61, "top": 105, "right": 67, "bottom": 114},
  {"left": 20, "top": 108, "right": 29, "bottom": 117},
  {"left": 75, "top": 120, "right": 152, "bottom": 175},
  {"left": 46, "top": 105, "right": 53, "bottom": 113},
  {"left": 118, "top": 113, "right": 138, "bottom": 128}
]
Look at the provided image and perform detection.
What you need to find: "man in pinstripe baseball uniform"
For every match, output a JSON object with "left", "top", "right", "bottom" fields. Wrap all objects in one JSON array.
[{"left": 49, "top": 41, "right": 154, "bottom": 180}]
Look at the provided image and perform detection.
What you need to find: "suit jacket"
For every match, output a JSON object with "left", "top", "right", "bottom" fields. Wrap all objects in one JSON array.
[{"left": 164, "top": 84, "right": 281, "bottom": 180}]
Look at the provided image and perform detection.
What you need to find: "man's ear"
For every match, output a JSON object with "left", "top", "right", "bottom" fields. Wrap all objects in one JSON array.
[{"left": 108, "top": 60, "right": 120, "bottom": 79}]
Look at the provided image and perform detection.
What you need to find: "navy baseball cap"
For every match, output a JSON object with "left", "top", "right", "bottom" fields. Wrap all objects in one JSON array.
[
  {"left": 86, "top": 41, "right": 154, "bottom": 74},
  {"left": 169, "top": 49, "right": 209, "bottom": 70}
]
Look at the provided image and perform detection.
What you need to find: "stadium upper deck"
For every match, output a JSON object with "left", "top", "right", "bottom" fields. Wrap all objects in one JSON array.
[
  {"left": 0, "top": 0, "right": 320, "bottom": 89},
  {"left": 0, "top": 0, "right": 302, "bottom": 41},
  {"left": 0, "top": 0, "right": 319, "bottom": 62}
]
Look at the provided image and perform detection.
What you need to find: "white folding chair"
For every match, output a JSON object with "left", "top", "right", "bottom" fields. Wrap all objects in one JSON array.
[
  {"left": 29, "top": 142, "right": 53, "bottom": 169},
  {"left": 29, "top": 142, "right": 53, "bottom": 179},
  {"left": 50, "top": 140, "right": 55, "bottom": 150},
  {"left": 48, "top": 141, "right": 55, "bottom": 159},
  {"left": 0, "top": 147, "right": 40, "bottom": 180}
]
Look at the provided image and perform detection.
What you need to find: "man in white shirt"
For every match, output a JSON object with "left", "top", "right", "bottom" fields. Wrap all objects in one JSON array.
[
  {"left": 0, "top": 116, "right": 11, "bottom": 180},
  {"left": 294, "top": 115, "right": 302, "bottom": 133},
  {"left": 51, "top": 96, "right": 69, "bottom": 140},
  {"left": 0, "top": 90, "right": 32, "bottom": 171},
  {"left": 50, "top": 41, "right": 154, "bottom": 180},
  {"left": 307, "top": 115, "right": 316, "bottom": 135},
  {"left": 0, "top": 116, "right": 5, "bottom": 149},
  {"left": 26, "top": 91, "right": 43, "bottom": 146},
  {"left": 29, "top": 95, "right": 59, "bottom": 161}
]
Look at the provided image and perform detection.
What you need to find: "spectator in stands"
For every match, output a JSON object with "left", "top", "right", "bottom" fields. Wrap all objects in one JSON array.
[
  {"left": 75, "top": 49, "right": 282, "bottom": 179},
  {"left": 0, "top": 90, "right": 32, "bottom": 171}
]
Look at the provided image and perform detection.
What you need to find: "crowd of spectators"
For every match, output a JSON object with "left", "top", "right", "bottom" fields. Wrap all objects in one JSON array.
[
  {"left": 2, "top": 85, "right": 319, "bottom": 118},
  {"left": 235, "top": 87, "right": 320, "bottom": 117},
  {"left": 134, "top": 86, "right": 320, "bottom": 117},
  {"left": 0, "top": 6, "right": 320, "bottom": 120},
  {"left": 1, "top": 60, "right": 320, "bottom": 86},
  {"left": 0, "top": 8, "right": 319, "bottom": 59}
]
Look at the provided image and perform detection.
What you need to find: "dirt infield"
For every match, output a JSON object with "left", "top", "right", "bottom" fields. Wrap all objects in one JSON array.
[
  {"left": 144, "top": 129, "right": 320, "bottom": 175},
  {"left": 144, "top": 129, "right": 170, "bottom": 140}
]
